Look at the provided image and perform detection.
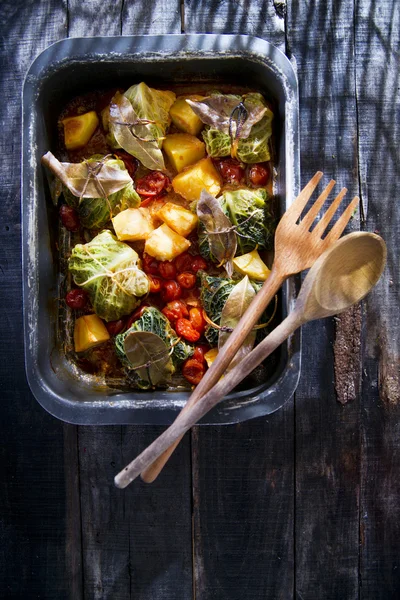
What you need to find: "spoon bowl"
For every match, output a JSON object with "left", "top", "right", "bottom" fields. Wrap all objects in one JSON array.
[{"left": 299, "top": 232, "right": 387, "bottom": 321}]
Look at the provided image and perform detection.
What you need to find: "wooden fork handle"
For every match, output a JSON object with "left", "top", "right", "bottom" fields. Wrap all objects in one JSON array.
[
  {"left": 140, "top": 266, "right": 285, "bottom": 483},
  {"left": 116, "top": 308, "right": 302, "bottom": 489}
]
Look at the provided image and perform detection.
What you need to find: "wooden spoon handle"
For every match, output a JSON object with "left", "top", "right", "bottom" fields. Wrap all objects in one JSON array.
[
  {"left": 140, "top": 266, "right": 285, "bottom": 483},
  {"left": 115, "top": 309, "right": 301, "bottom": 489}
]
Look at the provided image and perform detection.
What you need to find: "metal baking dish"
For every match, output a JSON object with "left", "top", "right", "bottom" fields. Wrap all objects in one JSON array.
[{"left": 22, "top": 34, "right": 300, "bottom": 425}]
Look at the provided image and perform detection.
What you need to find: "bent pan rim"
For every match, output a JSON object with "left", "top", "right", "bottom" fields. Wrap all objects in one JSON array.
[{"left": 22, "top": 33, "right": 301, "bottom": 425}]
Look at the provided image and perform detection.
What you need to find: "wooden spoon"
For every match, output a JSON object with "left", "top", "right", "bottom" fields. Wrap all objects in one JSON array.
[{"left": 115, "top": 232, "right": 386, "bottom": 489}]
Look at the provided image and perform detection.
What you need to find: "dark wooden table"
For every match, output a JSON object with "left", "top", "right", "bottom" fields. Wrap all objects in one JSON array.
[{"left": 1, "top": 1, "right": 399, "bottom": 598}]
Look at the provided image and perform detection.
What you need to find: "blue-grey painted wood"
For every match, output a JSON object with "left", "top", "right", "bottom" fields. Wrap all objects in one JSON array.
[
  {"left": 0, "top": 2, "right": 83, "bottom": 599},
  {"left": 287, "top": 1, "right": 361, "bottom": 598},
  {"left": 356, "top": 1, "right": 400, "bottom": 597}
]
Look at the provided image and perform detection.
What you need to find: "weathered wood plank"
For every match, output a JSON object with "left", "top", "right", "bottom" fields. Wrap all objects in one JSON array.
[
  {"left": 192, "top": 406, "right": 294, "bottom": 600},
  {"left": 68, "top": 0, "right": 124, "bottom": 37},
  {"left": 286, "top": 1, "right": 361, "bottom": 598},
  {"left": 184, "top": 0, "right": 286, "bottom": 52},
  {"left": 122, "top": 0, "right": 182, "bottom": 35},
  {"left": 78, "top": 425, "right": 193, "bottom": 600},
  {"left": 185, "top": 3, "right": 293, "bottom": 599},
  {"left": 0, "top": 3, "right": 82, "bottom": 598},
  {"left": 355, "top": 1, "right": 400, "bottom": 597}
]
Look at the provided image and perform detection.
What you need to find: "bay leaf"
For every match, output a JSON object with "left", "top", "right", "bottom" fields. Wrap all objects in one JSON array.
[
  {"left": 196, "top": 190, "right": 237, "bottom": 277},
  {"left": 123, "top": 331, "right": 174, "bottom": 386},
  {"left": 218, "top": 276, "right": 256, "bottom": 371},
  {"left": 187, "top": 95, "right": 267, "bottom": 139},
  {"left": 41, "top": 151, "right": 132, "bottom": 198},
  {"left": 109, "top": 92, "right": 165, "bottom": 171}
]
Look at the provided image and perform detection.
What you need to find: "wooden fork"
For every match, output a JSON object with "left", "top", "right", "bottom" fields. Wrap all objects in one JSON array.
[{"left": 137, "top": 172, "right": 359, "bottom": 484}]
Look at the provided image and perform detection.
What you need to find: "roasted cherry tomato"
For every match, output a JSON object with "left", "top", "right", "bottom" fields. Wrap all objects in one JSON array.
[
  {"left": 136, "top": 172, "right": 170, "bottom": 197},
  {"left": 162, "top": 300, "right": 189, "bottom": 323},
  {"left": 189, "top": 307, "right": 206, "bottom": 334},
  {"left": 190, "top": 255, "right": 208, "bottom": 273},
  {"left": 161, "top": 280, "right": 182, "bottom": 302},
  {"left": 248, "top": 163, "right": 270, "bottom": 187},
  {"left": 65, "top": 288, "right": 88, "bottom": 309},
  {"left": 175, "top": 318, "right": 201, "bottom": 342},
  {"left": 193, "top": 344, "right": 210, "bottom": 363},
  {"left": 126, "top": 304, "right": 149, "bottom": 329},
  {"left": 59, "top": 204, "right": 80, "bottom": 232},
  {"left": 142, "top": 253, "right": 160, "bottom": 276},
  {"left": 106, "top": 319, "right": 126, "bottom": 336},
  {"left": 182, "top": 358, "right": 205, "bottom": 385},
  {"left": 158, "top": 261, "right": 177, "bottom": 280},
  {"left": 215, "top": 158, "right": 245, "bottom": 184},
  {"left": 113, "top": 151, "right": 138, "bottom": 179},
  {"left": 174, "top": 252, "right": 193, "bottom": 273},
  {"left": 177, "top": 271, "right": 196, "bottom": 289},
  {"left": 147, "top": 275, "right": 163, "bottom": 294},
  {"left": 139, "top": 197, "right": 153, "bottom": 208}
]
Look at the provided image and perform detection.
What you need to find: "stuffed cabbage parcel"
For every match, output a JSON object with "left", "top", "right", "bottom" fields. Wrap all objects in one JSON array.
[
  {"left": 115, "top": 307, "right": 193, "bottom": 388},
  {"left": 63, "top": 156, "right": 141, "bottom": 229},
  {"left": 199, "top": 92, "right": 274, "bottom": 163},
  {"left": 199, "top": 188, "right": 275, "bottom": 262},
  {"left": 68, "top": 230, "right": 149, "bottom": 321}
]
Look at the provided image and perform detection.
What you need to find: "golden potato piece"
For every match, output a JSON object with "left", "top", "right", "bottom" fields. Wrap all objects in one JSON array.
[
  {"left": 74, "top": 314, "right": 110, "bottom": 353},
  {"left": 172, "top": 157, "right": 221, "bottom": 202},
  {"left": 233, "top": 249, "right": 271, "bottom": 281},
  {"left": 112, "top": 207, "right": 154, "bottom": 242},
  {"left": 169, "top": 95, "right": 205, "bottom": 135},
  {"left": 163, "top": 133, "right": 206, "bottom": 173},
  {"left": 156, "top": 202, "right": 198, "bottom": 237},
  {"left": 144, "top": 223, "right": 191, "bottom": 262},
  {"left": 62, "top": 111, "right": 99, "bottom": 150},
  {"left": 204, "top": 348, "right": 218, "bottom": 368}
]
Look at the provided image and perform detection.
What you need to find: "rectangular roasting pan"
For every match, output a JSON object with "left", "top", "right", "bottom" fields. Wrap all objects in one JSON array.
[{"left": 22, "top": 34, "right": 301, "bottom": 425}]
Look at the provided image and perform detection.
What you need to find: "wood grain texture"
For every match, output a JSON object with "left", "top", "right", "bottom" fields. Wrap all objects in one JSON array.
[
  {"left": 67, "top": 0, "right": 124, "bottom": 37},
  {"left": 78, "top": 425, "right": 193, "bottom": 600},
  {"left": 184, "top": 0, "right": 286, "bottom": 51},
  {"left": 356, "top": 1, "right": 400, "bottom": 597},
  {"left": 122, "top": 0, "right": 182, "bottom": 35},
  {"left": 287, "top": 1, "right": 361, "bottom": 598},
  {"left": 192, "top": 407, "right": 294, "bottom": 600},
  {"left": 0, "top": 4, "right": 82, "bottom": 599}
]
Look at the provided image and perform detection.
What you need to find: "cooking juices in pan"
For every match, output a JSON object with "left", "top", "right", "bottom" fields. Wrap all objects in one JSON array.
[{"left": 43, "top": 81, "right": 279, "bottom": 392}]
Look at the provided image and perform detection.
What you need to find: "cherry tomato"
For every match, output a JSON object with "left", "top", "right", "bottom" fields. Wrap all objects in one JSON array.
[
  {"left": 136, "top": 172, "right": 170, "bottom": 197},
  {"left": 114, "top": 151, "right": 138, "bottom": 179},
  {"left": 190, "top": 256, "right": 208, "bottom": 273},
  {"left": 248, "top": 163, "right": 270, "bottom": 187},
  {"left": 162, "top": 300, "right": 189, "bottom": 323},
  {"left": 142, "top": 253, "right": 160, "bottom": 276},
  {"left": 174, "top": 252, "right": 193, "bottom": 273},
  {"left": 59, "top": 205, "right": 80, "bottom": 232},
  {"left": 139, "top": 197, "right": 153, "bottom": 208},
  {"left": 189, "top": 307, "right": 206, "bottom": 334},
  {"left": 193, "top": 344, "right": 209, "bottom": 363},
  {"left": 161, "top": 280, "right": 182, "bottom": 302},
  {"left": 175, "top": 318, "right": 200, "bottom": 342},
  {"left": 106, "top": 319, "right": 126, "bottom": 336},
  {"left": 126, "top": 304, "right": 149, "bottom": 329},
  {"left": 147, "top": 275, "right": 162, "bottom": 294},
  {"left": 215, "top": 158, "right": 245, "bottom": 184},
  {"left": 65, "top": 288, "right": 88, "bottom": 309},
  {"left": 182, "top": 358, "right": 205, "bottom": 385},
  {"left": 177, "top": 271, "right": 196, "bottom": 289},
  {"left": 158, "top": 261, "right": 177, "bottom": 280}
]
